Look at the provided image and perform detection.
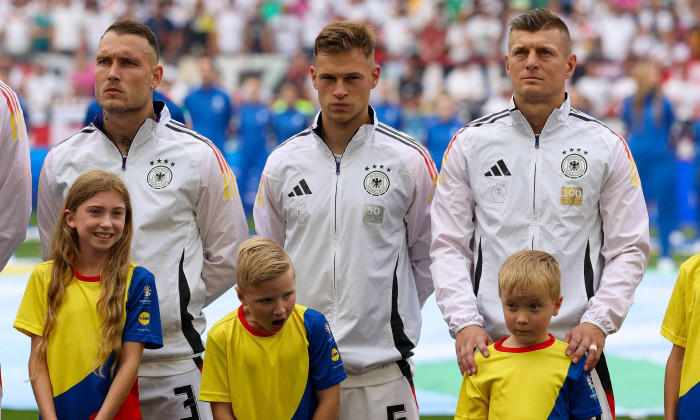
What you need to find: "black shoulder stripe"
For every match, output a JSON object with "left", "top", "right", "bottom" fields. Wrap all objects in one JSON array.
[
  {"left": 168, "top": 119, "right": 188, "bottom": 129},
  {"left": 471, "top": 109, "right": 508, "bottom": 125},
  {"left": 271, "top": 129, "right": 312, "bottom": 153},
  {"left": 52, "top": 126, "right": 98, "bottom": 149},
  {"left": 376, "top": 126, "right": 427, "bottom": 154},
  {"left": 165, "top": 122, "right": 213, "bottom": 145},
  {"left": 376, "top": 126, "right": 436, "bottom": 177},
  {"left": 376, "top": 124, "right": 431, "bottom": 154},
  {"left": 569, "top": 111, "right": 606, "bottom": 127},
  {"left": 378, "top": 122, "right": 419, "bottom": 143},
  {"left": 470, "top": 111, "right": 509, "bottom": 127}
]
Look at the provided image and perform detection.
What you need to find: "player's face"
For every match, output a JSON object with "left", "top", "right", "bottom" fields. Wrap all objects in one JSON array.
[
  {"left": 65, "top": 190, "right": 126, "bottom": 264},
  {"left": 238, "top": 269, "right": 296, "bottom": 334},
  {"left": 500, "top": 288, "right": 562, "bottom": 347},
  {"left": 311, "top": 48, "right": 380, "bottom": 130},
  {"left": 505, "top": 28, "right": 576, "bottom": 109},
  {"left": 94, "top": 31, "right": 162, "bottom": 115}
]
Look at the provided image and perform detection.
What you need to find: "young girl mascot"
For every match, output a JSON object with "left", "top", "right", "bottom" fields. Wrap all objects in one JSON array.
[{"left": 14, "top": 170, "right": 163, "bottom": 420}]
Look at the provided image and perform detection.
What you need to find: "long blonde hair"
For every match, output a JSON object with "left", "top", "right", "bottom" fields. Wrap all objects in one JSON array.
[{"left": 33, "top": 170, "right": 134, "bottom": 378}]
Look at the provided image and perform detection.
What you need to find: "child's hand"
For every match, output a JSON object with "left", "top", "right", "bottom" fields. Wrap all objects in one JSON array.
[
  {"left": 564, "top": 322, "right": 605, "bottom": 371},
  {"left": 456, "top": 325, "right": 493, "bottom": 376}
]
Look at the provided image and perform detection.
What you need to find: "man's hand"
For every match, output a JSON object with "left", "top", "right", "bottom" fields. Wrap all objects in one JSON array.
[
  {"left": 456, "top": 325, "right": 493, "bottom": 376},
  {"left": 564, "top": 322, "right": 606, "bottom": 371}
]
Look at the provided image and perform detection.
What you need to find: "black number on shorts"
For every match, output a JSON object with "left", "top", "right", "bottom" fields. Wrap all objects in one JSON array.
[
  {"left": 174, "top": 385, "right": 201, "bottom": 420},
  {"left": 387, "top": 404, "right": 407, "bottom": 420}
]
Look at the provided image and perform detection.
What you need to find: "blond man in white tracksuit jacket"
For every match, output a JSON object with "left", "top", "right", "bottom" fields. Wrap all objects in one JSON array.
[
  {"left": 255, "top": 21, "right": 437, "bottom": 420},
  {"left": 430, "top": 8, "right": 649, "bottom": 420}
]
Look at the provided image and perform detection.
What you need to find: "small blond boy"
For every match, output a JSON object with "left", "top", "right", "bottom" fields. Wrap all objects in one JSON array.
[
  {"left": 455, "top": 250, "right": 602, "bottom": 419},
  {"left": 198, "top": 237, "right": 346, "bottom": 420}
]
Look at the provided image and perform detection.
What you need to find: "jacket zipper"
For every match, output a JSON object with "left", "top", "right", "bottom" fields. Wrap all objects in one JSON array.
[
  {"left": 333, "top": 157, "right": 340, "bottom": 323},
  {"left": 322, "top": 142, "right": 341, "bottom": 327},
  {"left": 532, "top": 134, "right": 540, "bottom": 249}
]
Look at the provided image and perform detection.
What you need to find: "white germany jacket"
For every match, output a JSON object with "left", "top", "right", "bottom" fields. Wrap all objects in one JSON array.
[
  {"left": 38, "top": 103, "right": 249, "bottom": 372},
  {"left": 254, "top": 109, "right": 437, "bottom": 375},
  {"left": 430, "top": 96, "right": 650, "bottom": 340},
  {"left": 0, "top": 80, "right": 31, "bottom": 270}
]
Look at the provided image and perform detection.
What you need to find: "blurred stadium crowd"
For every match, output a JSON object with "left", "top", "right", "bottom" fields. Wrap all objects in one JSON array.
[{"left": 2, "top": 0, "right": 700, "bottom": 263}]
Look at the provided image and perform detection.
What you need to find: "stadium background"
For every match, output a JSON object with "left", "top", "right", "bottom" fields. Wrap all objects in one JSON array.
[{"left": 1, "top": 0, "right": 699, "bottom": 417}]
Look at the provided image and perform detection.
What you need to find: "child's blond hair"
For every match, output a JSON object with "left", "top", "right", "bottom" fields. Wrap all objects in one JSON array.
[
  {"left": 237, "top": 237, "right": 295, "bottom": 289},
  {"left": 498, "top": 250, "right": 561, "bottom": 301}
]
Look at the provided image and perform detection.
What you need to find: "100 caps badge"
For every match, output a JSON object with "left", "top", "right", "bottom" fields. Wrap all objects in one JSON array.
[{"left": 147, "top": 165, "right": 173, "bottom": 189}]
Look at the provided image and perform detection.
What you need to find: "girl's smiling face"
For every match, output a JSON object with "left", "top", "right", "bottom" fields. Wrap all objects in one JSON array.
[{"left": 65, "top": 189, "right": 126, "bottom": 263}]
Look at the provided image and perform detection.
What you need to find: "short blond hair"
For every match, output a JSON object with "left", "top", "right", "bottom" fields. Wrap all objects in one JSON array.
[
  {"left": 237, "top": 237, "right": 294, "bottom": 289},
  {"left": 313, "top": 21, "right": 376, "bottom": 59},
  {"left": 508, "top": 8, "right": 572, "bottom": 55},
  {"left": 498, "top": 250, "right": 560, "bottom": 301}
]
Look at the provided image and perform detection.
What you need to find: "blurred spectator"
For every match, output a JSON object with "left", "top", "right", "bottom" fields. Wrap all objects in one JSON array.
[
  {"left": 575, "top": 61, "right": 613, "bottom": 117},
  {"left": 464, "top": 0, "right": 503, "bottom": 63},
  {"left": 83, "top": 0, "right": 115, "bottom": 55},
  {"left": 236, "top": 74, "right": 271, "bottom": 213},
  {"left": 270, "top": 81, "right": 311, "bottom": 144},
  {"left": 184, "top": 56, "right": 233, "bottom": 151},
  {"left": 214, "top": 0, "right": 246, "bottom": 55},
  {"left": 417, "top": 11, "right": 449, "bottom": 68},
  {"left": 445, "top": 61, "right": 488, "bottom": 118},
  {"left": 595, "top": 1, "right": 637, "bottom": 63},
  {"left": 183, "top": 0, "right": 216, "bottom": 55},
  {"left": 51, "top": 0, "right": 84, "bottom": 55},
  {"left": 621, "top": 61, "right": 677, "bottom": 269},
  {"left": 31, "top": 0, "right": 52, "bottom": 53},
  {"left": 372, "top": 79, "right": 404, "bottom": 131},
  {"left": 267, "top": 5, "right": 303, "bottom": 58},
  {"left": 424, "top": 91, "right": 463, "bottom": 170},
  {"left": 145, "top": 1, "right": 181, "bottom": 61},
  {"left": 3, "top": 0, "right": 33, "bottom": 63},
  {"left": 69, "top": 47, "right": 94, "bottom": 98}
]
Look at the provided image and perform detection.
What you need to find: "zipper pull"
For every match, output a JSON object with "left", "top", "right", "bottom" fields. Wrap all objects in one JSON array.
[
  {"left": 122, "top": 156, "right": 127, "bottom": 171},
  {"left": 336, "top": 160, "right": 340, "bottom": 175},
  {"left": 535, "top": 134, "right": 540, "bottom": 149}
]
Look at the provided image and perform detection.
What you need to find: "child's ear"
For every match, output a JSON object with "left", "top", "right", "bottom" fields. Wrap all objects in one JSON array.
[
  {"left": 65, "top": 209, "right": 76, "bottom": 228},
  {"left": 236, "top": 286, "right": 246, "bottom": 306},
  {"left": 552, "top": 295, "right": 563, "bottom": 316}
]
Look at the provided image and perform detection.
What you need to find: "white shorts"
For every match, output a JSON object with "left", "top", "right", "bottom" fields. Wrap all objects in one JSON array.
[
  {"left": 138, "top": 359, "right": 212, "bottom": 420},
  {"left": 339, "top": 361, "right": 419, "bottom": 420}
]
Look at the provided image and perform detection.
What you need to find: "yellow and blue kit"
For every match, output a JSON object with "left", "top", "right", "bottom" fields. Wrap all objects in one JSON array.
[
  {"left": 661, "top": 253, "right": 700, "bottom": 419},
  {"left": 14, "top": 261, "right": 163, "bottom": 419},
  {"left": 199, "top": 304, "right": 347, "bottom": 419},
  {"left": 456, "top": 334, "right": 601, "bottom": 419}
]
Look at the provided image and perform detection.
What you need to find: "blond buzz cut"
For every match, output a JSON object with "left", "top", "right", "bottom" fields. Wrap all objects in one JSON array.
[
  {"left": 508, "top": 8, "right": 572, "bottom": 55},
  {"left": 498, "top": 250, "right": 561, "bottom": 301},
  {"left": 236, "top": 236, "right": 295, "bottom": 289}
]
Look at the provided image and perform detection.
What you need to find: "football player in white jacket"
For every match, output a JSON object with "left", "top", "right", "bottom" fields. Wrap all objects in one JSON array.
[
  {"left": 255, "top": 21, "right": 436, "bottom": 420},
  {"left": 37, "top": 20, "right": 248, "bottom": 420},
  {"left": 430, "top": 9, "right": 649, "bottom": 420},
  {"left": 0, "top": 80, "right": 31, "bottom": 420}
]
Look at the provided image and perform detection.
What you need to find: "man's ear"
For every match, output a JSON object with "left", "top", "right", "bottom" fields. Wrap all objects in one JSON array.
[
  {"left": 310, "top": 66, "right": 318, "bottom": 90},
  {"left": 151, "top": 65, "right": 164, "bottom": 90}
]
